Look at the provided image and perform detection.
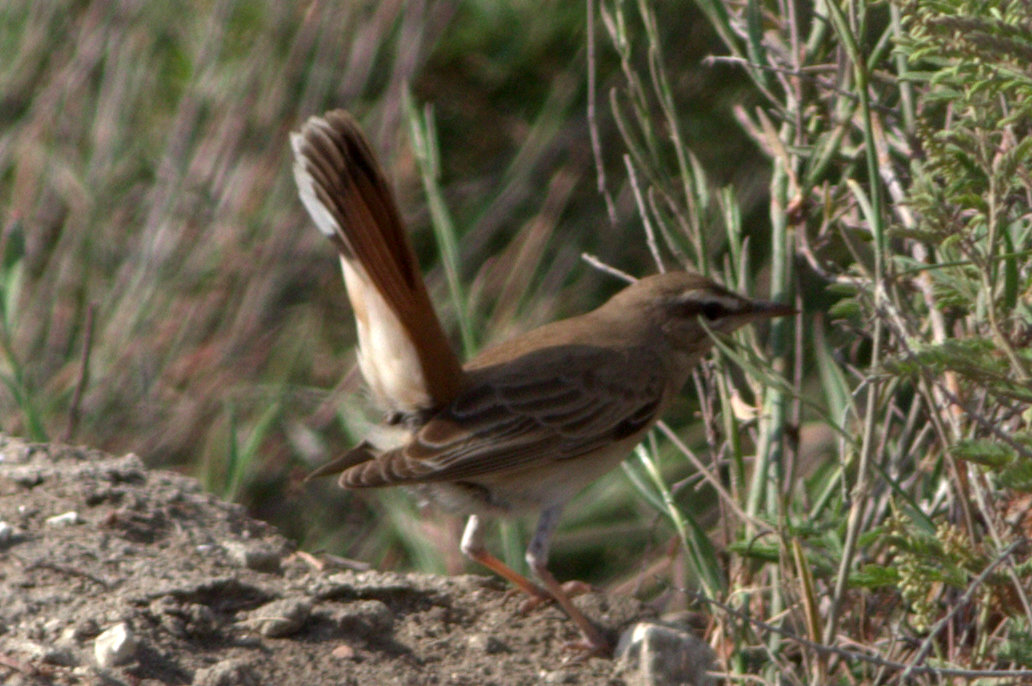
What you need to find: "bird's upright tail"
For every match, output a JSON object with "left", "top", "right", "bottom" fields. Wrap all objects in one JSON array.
[{"left": 291, "top": 110, "right": 464, "bottom": 418}]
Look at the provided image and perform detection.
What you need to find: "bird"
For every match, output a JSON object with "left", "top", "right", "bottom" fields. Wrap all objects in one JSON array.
[{"left": 290, "top": 109, "right": 793, "bottom": 654}]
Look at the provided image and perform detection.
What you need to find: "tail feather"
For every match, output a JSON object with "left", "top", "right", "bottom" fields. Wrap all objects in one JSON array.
[
  {"left": 339, "top": 445, "right": 436, "bottom": 488},
  {"left": 291, "top": 112, "right": 421, "bottom": 312},
  {"left": 305, "top": 441, "right": 377, "bottom": 482},
  {"left": 291, "top": 110, "right": 465, "bottom": 415}
]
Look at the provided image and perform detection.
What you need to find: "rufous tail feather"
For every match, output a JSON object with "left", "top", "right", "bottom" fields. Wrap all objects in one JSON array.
[{"left": 291, "top": 111, "right": 465, "bottom": 415}]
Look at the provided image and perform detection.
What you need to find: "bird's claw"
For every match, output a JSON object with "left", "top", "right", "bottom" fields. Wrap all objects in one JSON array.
[
  {"left": 559, "top": 635, "right": 614, "bottom": 660},
  {"left": 515, "top": 579, "right": 596, "bottom": 614}
]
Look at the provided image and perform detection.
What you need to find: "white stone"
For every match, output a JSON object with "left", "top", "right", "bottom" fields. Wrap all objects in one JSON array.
[
  {"left": 94, "top": 622, "right": 136, "bottom": 667},
  {"left": 45, "top": 511, "right": 82, "bottom": 527},
  {"left": 616, "top": 621, "right": 715, "bottom": 686}
]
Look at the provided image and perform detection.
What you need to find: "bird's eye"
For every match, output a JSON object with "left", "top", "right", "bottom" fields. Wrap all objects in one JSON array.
[{"left": 700, "top": 301, "right": 727, "bottom": 320}]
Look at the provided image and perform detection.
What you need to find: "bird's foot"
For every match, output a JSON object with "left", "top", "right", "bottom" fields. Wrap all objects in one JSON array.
[
  {"left": 503, "top": 583, "right": 550, "bottom": 607},
  {"left": 560, "top": 635, "right": 614, "bottom": 660},
  {"left": 516, "top": 580, "right": 596, "bottom": 614}
]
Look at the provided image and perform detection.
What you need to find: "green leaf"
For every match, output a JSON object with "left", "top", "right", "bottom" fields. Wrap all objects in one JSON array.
[
  {"left": 850, "top": 564, "right": 901, "bottom": 589},
  {"left": 827, "top": 299, "right": 862, "bottom": 320}
]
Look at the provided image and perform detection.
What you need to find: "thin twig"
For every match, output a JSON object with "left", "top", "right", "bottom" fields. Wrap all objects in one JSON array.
[
  {"left": 63, "top": 302, "right": 96, "bottom": 443},
  {"left": 585, "top": 0, "right": 618, "bottom": 228},
  {"left": 655, "top": 420, "right": 772, "bottom": 534},
  {"left": 623, "top": 154, "right": 664, "bottom": 272},
  {"left": 703, "top": 54, "right": 902, "bottom": 116},
  {"left": 579, "top": 253, "right": 636, "bottom": 283}
]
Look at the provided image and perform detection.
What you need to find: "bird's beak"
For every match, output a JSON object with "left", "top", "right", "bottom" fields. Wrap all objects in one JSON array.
[{"left": 748, "top": 300, "right": 797, "bottom": 318}]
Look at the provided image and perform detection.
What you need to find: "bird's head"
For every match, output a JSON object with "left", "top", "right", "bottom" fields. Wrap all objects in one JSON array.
[{"left": 603, "top": 270, "right": 795, "bottom": 353}]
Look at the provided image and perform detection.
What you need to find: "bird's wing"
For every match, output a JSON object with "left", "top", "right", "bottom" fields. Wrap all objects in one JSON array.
[{"left": 341, "top": 344, "right": 667, "bottom": 487}]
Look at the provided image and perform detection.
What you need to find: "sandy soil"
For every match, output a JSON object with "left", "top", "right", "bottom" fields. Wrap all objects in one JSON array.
[{"left": 0, "top": 435, "right": 660, "bottom": 685}]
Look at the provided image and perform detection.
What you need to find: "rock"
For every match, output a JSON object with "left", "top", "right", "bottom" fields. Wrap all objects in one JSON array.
[
  {"left": 94, "top": 622, "right": 137, "bottom": 667},
  {"left": 615, "top": 621, "right": 714, "bottom": 686},
  {"left": 328, "top": 598, "right": 394, "bottom": 635},
  {"left": 72, "top": 618, "right": 101, "bottom": 641},
  {"left": 331, "top": 643, "right": 358, "bottom": 660},
  {"left": 150, "top": 596, "right": 219, "bottom": 638},
  {"left": 7, "top": 467, "right": 43, "bottom": 487},
  {"left": 540, "top": 667, "right": 578, "bottom": 683},
  {"left": 193, "top": 658, "right": 261, "bottom": 686},
  {"left": 244, "top": 598, "right": 311, "bottom": 638},
  {"left": 467, "top": 632, "right": 507, "bottom": 654},
  {"left": 45, "top": 511, "right": 82, "bottom": 527},
  {"left": 40, "top": 646, "right": 78, "bottom": 666},
  {"left": 10, "top": 638, "right": 78, "bottom": 667},
  {"left": 222, "top": 540, "right": 282, "bottom": 574}
]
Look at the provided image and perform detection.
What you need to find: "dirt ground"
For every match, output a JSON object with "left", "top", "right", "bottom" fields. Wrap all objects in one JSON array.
[{"left": 0, "top": 435, "right": 665, "bottom": 685}]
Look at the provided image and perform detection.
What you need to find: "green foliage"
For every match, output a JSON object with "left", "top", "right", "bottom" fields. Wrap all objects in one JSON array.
[
  {"left": 886, "top": 339, "right": 1032, "bottom": 402},
  {"left": 998, "top": 619, "right": 1032, "bottom": 668},
  {"left": 0, "top": 224, "right": 45, "bottom": 441},
  {"left": 600, "top": 0, "right": 1032, "bottom": 680},
  {"left": 895, "top": 0, "right": 1032, "bottom": 386}
]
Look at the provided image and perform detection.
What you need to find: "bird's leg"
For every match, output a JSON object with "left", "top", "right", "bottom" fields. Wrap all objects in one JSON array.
[
  {"left": 526, "top": 506, "right": 611, "bottom": 655},
  {"left": 460, "top": 515, "right": 550, "bottom": 602}
]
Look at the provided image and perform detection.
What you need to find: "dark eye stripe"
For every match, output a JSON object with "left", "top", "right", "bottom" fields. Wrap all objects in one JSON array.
[
  {"left": 700, "top": 301, "right": 727, "bottom": 320},
  {"left": 675, "top": 296, "right": 737, "bottom": 320}
]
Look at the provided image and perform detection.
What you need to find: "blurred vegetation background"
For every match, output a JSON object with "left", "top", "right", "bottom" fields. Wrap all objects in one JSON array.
[{"left": 3, "top": 0, "right": 1032, "bottom": 682}]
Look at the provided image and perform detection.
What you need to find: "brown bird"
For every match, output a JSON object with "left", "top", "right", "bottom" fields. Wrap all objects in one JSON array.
[{"left": 290, "top": 110, "right": 793, "bottom": 654}]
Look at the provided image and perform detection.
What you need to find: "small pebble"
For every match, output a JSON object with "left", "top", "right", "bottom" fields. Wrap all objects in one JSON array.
[
  {"left": 10, "top": 468, "right": 43, "bottom": 487},
  {"left": 45, "top": 511, "right": 82, "bottom": 527},
  {"left": 192, "top": 658, "right": 261, "bottom": 686},
  {"left": 616, "top": 621, "right": 715, "bottom": 686},
  {"left": 332, "top": 599, "right": 394, "bottom": 635},
  {"left": 13, "top": 639, "right": 77, "bottom": 667},
  {"left": 246, "top": 598, "right": 311, "bottom": 638},
  {"left": 222, "top": 541, "right": 281, "bottom": 573},
  {"left": 94, "top": 622, "right": 136, "bottom": 667},
  {"left": 73, "top": 619, "right": 101, "bottom": 641},
  {"left": 331, "top": 644, "right": 357, "bottom": 660},
  {"left": 540, "top": 668, "right": 577, "bottom": 684},
  {"left": 467, "top": 633, "right": 507, "bottom": 654},
  {"left": 41, "top": 647, "right": 78, "bottom": 666}
]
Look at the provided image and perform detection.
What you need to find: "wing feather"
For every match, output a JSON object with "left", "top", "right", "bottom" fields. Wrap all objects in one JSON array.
[{"left": 341, "top": 344, "right": 668, "bottom": 487}]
